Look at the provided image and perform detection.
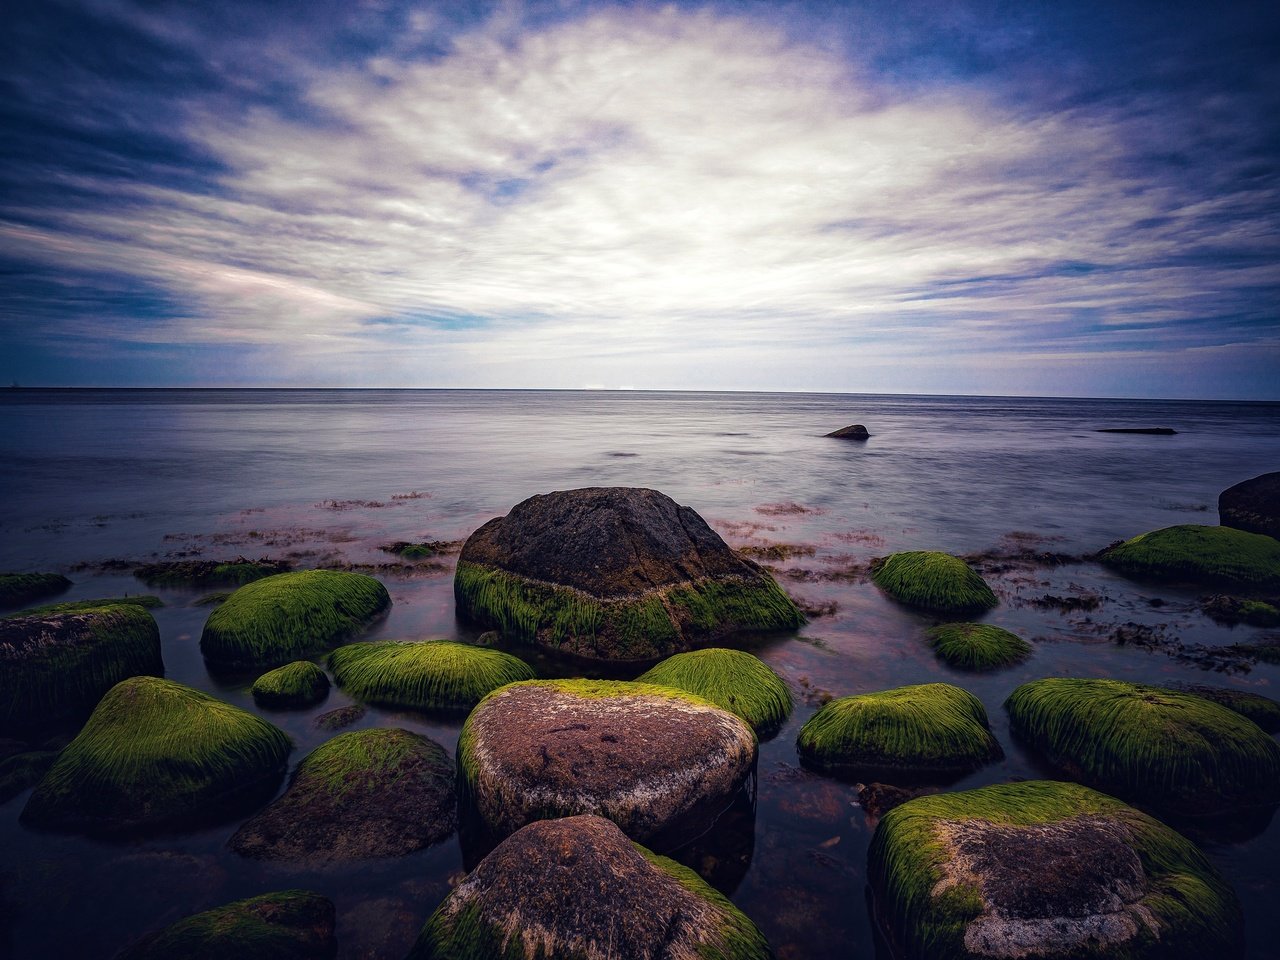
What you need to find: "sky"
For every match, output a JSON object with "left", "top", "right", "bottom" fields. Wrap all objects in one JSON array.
[{"left": 1, "top": 0, "right": 1278, "bottom": 397}]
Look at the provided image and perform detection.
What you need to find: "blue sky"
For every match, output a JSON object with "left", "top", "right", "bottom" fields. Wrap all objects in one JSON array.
[{"left": 2, "top": 0, "right": 1278, "bottom": 397}]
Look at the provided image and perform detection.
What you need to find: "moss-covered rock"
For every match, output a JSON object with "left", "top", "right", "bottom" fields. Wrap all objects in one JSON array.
[
  {"left": 0, "top": 604, "right": 163, "bottom": 737},
  {"left": 115, "top": 890, "right": 336, "bottom": 960},
  {"left": 0, "top": 749, "right": 58, "bottom": 803},
  {"left": 924, "top": 623, "right": 1031, "bottom": 670},
  {"left": 0, "top": 572, "right": 71, "bottom": 609},
  {"left": 1164, "top": 683, "right": 1280, "bottom": 734},
  {"left": 200, "top": 570, "right": 391, "bottom": 669},
  {"left": 328, "top": 640, "right": 534, "bottom": 712},
  {"left": 133, "top": 558, "right": 291, "bottom": 588},
  {"left": 460, "top": 679, "right": 756, "bottom": 845},
  {"left": 638, "top": 647, "right": 792, "bottom": 735},
  {"left": 1219, "top": 471, "right": 1280, "bottom": 540},
  {"left": 22, "top": 676, "right": 291, "bottom": 833},
  {"left": 455, "top": 487, "right": 803, "bottom": 661},
  {"left": 798, "top": 683, "right": 1002, "bottom": 780},
  {"left": 871, "top": 552, "right": 997, "bottom": 617},
  {"left": 1199, "top": 593, "right": 1280, "bottom": 627},
  {"left": 3, "top": 595, "right": 161, "bottom": 618},
  {"left": 229, "top": 727, "right": 456, "bottom": 863},
  {"left": 868, "top": 780, "right": 1242, "bottom": 960},
  {"left": 251, "top": 661, "right": 330, "bottom": 709},
  {"left": 1099, "top": 524, "right": 1280, "bottom": 592},
  {"left": 409, "top": 814, "right": 772, "bottom": 960},
  {"left": 1005, "top": 678, "right": 1280, "bottom": 817}
]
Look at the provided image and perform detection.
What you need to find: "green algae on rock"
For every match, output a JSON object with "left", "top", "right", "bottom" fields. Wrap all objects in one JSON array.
[
  {"left": 200, "top": 570, "right": 391, "bottom": 669},
  {"left": 3, "top": 595, "right": 162, "bottom": 618},
  {"left": 115, "top": 890, "right": 336, "bottom": 960},
  {"left": 0, "top": 604, "right": 163, "bottom": 737},
  {"left": 797, "top": 683, "right": 1002, "bottom": 780},
  {"left": 1005, "top": 678, "right": 1280, "bottom": 817},
  {"left": 1099, "top": 524, "right": 1280, "bottom": 592},
  {"left": 638, "top": 647, "right": 792, "bottom": 735},
  {"left": 454, "top": 487, "right": 803, "bottom": 661},
  {"left": 329, "top": 640, "right": 535, "bottom": 712},
  {"left": 0, "top": 749, "right": 58, "bottom": 803},
  {"left": 22, "top": 676, "right": 291, "bottom": 833},
  {"left": 924, "top": 623, "right": 1031, "bottom": 671},
  {"left": 230, "top": 727, "right": 456, "bottom": 863},
  {"left": 870, "top": 552, "right": 997, "bottom": 616},
  {"left": 0, "top": 572, "right": 71, "bottom": 609},
  {"left": 1164, "top": 683, "right": 1280, "bottom": 734},
  {"left": 409, "top": 814, "right": 772, "bottom": 960},
  {"left": 251, "top": 661, "right": 330, "bottom": 709},
  {"left": 459, "top": 679, "right": 757, "bottom": 845},
  {"left": 868, "top": 780, "right": 1242, "bottom": 960},
  {"left": 133, "top": 558, "right": 291, "bottom": 588}
]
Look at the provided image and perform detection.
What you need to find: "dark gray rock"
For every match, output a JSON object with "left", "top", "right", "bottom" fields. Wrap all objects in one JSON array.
[{"left": 1220, "top": 472, "right": 1280, "bottom": 540}]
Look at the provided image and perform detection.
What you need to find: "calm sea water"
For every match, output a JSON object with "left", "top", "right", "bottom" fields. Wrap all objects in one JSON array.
[{"left": 2, "top": 389, "right": 1279, "bottom": 959}]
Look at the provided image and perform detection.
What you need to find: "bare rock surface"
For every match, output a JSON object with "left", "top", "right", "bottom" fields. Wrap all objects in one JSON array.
[{"left": 1220, "top": 471, "right": 1280, "bottom": 540}]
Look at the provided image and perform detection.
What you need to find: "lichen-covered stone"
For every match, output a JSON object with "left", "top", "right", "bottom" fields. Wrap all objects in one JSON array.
[
  {"left": 116, "top": 890, "right": 336, "bottom": 960},
  {"left": 455, "top": 487, "right": 803, "bottom": 661},
  {"left": 1219, "top": 471, "right": 1280, "bottom": 540},
  {"left": 0, "top": 604, "right": 162, "bottom": 736},
  {"left": 798, "top": 683, "right": 1002, "bottom": 780},
  {"left": 409, "top": 815, "right": 772, "bottom": 960},
  {"left": 1006, "top": 678, "right": 1280, "bottom": 817},
  {"left": 22, "top": 676, "right": 291, "bottom": 833},
  {"left": 868, "top": 780, "right": 1242, "bottom": 960},
  {"left": 459, "top": 679, "right": 757, "bottom": 845},
  {"left": 229, "top": 727, "right": 455, "bottom": 863}
]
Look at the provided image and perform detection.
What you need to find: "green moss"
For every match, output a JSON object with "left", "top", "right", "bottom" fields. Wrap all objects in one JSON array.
[
  {"left": 0, "top": 573, "right": 71, "bottom": 609},
  {"left": 294, "top": 727, "right": 450, "bottom": 798},
  {"left": 1168, "top": 686, "right": 1280, "bottom": 734},
  {"left": 0, "top": 750, "right": 58, "bottom": 803},
  {"left": 455, "top": 560, "right": 802, "bottom": 661},
  {"left": 252, "top": 661, "right": 330, "bottom": 709},
  {"left": 200, "top": 570, "right": 391, "bottom": 669},
  {"left": 868, "top": 780, "right": 1242, "bottom": 960},
  {"left": 1005, "top": 677, "right": 1280, "bottom": 816},
  {"left": 638, "top": 648, "right": 793, "bottom": 734},
  {"left": 871, "top": 552, "right": 997, "bottom": 616},
  {"left": 115, "top": 890, "right": 335, "bottom": 960},
  {"left": 21, "top": 676, "right": 291, "bottom": 832},
  {"left": 133, "top": 560, "right": 288, "bottom": 588},
  {"left": 329, "top": 640, "right": 535, "bottom": 712},
  {"left": 0, "top": 604, "right": 163, "bottom": 736},
  {"left": 1100, "top": 524, "right": 1280, "bottom": 592},
  {"left": 924, "top": 623, "right": 1031, "bottom": 670},
  {"left": 797, "top": 682, "right": 1002, "bottom": 778},
  {"left": 194, "top": 592, "right": 232, "bottom": 607},
  {"left": 3, "top": 595, "right": 162, "bottom": 618}
]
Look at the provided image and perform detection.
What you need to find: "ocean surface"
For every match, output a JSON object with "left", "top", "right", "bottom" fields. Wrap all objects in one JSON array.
[{"left": 2, "top": 388, "right": 1279, "bottom": 959}]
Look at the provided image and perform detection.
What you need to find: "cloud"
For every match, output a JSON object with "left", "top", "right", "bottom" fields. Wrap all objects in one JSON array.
[{"left": 1, "top": 2, "right": 1277, "bottom": 393}]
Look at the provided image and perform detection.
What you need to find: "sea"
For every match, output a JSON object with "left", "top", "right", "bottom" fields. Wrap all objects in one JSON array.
[{"left": 1, "top": 388, "right": 1278, "bottom": 959}]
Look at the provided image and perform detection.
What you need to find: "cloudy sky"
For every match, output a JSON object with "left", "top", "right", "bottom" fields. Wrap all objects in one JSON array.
[{"left": 2, "top": 0, "right": 1277, "bottom": 396}]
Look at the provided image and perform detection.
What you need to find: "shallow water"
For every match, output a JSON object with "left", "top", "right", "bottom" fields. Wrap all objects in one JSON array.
[{"left": 2, "top": 389, "right": 1279, "bottom": 959}]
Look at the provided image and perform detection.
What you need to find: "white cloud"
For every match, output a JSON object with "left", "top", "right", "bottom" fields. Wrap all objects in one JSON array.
[{"left": 2, "top": 5, "right": 1275, "bottom": 392}]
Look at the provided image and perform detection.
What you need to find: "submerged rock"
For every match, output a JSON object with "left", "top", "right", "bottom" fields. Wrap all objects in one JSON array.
[
  {"left": 1219, "top": 471, "right": 1280, "bottom": 540},
  {"left": 229, "top": 727, "right": 455, "bottom": 863},
  {"left": 3, "top": 595, "right": 161, "bottom": 618},
  {"left": 924, "top": 622, "right": 1031, "bottom": 670},
  {"left": 409, "top": 815, "right": 772, "bottom": 960},
  {"left": 115, "top": 890, "right": 336, "bottom": 960},
  {"left": 251, "top": 661, "right": 330, "bottom": 709},
  {"left": 1098, "top": 524, "right": 1280, "bottom": 593},
  {"left": 200, "top": 570, "right": 391, "bottom": 669},
  {"left": 0, "top": 572, "right": 71, "bottom": 610},
  {"left": 638, "top": 647, "right": 793, "bottom": 735},
  {"left": 0, "top": 748, "right": 58, "bottom": 803},
  {"left": 328, "top": 639, "right": 534, "bottom": 712},
  {"left": 454, "top": 487, "right": 803, "bottom": 661},
  {"left": 0, "top": 604, "right": 162, "bottom": 737},
  {"left": 868, "top": 780, "right": 1242, "bottom": 960},
  {"left": 459, "top": 679, "right": 756, "bottom": 845},
  {"left": 798, "top": 683, "right": 1002, "bottom": 781},
  {"left": 1005, "top": 677, "right": 1280, "bottom": 817},
  {"left": 313, "top": 704, "right": 365, "bottom": 731},
  {"left": 133, "top": 557, "right": 291, "bottom": 588},
  {"left": 1096, "top": 427, "right": 1177, "bottom": 435},
  {"left": 22, "top": 676, "right": 291, "bottom": 833},
  {"left": 825, "top": 423, "right": 870, "bottom": 440},
  {"left": 1199, "top": 593, "right": 1280, "bottom": 626},
  {"left": 871, "top": 551, "right": 998, "bottom": 617}
]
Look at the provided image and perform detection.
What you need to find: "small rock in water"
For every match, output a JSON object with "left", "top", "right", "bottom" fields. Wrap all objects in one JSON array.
[{"left": 824, "top": 423, "right": 870, "bottom": 440}]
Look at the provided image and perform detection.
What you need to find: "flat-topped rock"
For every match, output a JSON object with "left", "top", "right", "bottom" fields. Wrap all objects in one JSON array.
[
  {"left": 409, "top": 815, "right": 772, "bottom": 960},
  {"left": 455, "top": 487, "right": 802, "bottom": 660},
  {"left": 0, "top": 572, "right": 71, "bottom": 610},
  {"left": 459, "top": 679, "right": 757, "bottom": 845},
  {"left": 869, "top": 780, "right": 1242, "bottom": 960},
  {"left": 1220, "top": 471, "right": 1280, "bottom": 540}
]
